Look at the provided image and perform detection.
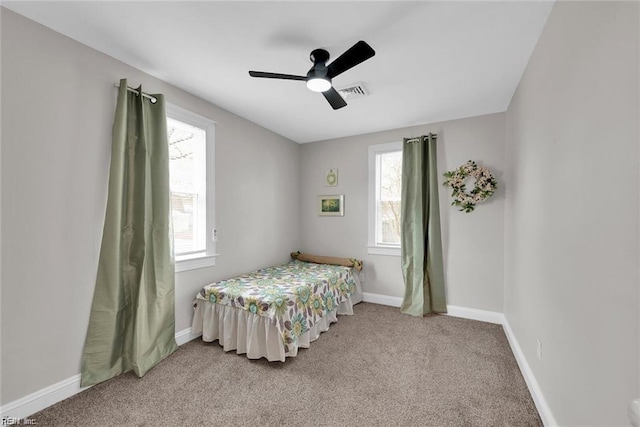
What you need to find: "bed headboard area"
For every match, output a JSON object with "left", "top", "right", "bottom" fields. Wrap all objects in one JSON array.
[{"left": 290, "top": 251, "right": 363, "bottom": 272}]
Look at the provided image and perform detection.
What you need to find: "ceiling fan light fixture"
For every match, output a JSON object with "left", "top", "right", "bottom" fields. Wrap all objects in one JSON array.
[
  {"left": 248, "top": 41, "right": 375, "bottom": 109},
  {"left": 306, "top": 77, "right": 332, "bottom": 93}
]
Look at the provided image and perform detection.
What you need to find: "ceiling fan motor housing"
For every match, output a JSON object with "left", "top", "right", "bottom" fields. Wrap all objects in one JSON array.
[
  {"left": 307, "top": 49, "right": 331, "bottom": 92},
  {"left": 307, "top": 64, "right": 329, "bottom": 81}
]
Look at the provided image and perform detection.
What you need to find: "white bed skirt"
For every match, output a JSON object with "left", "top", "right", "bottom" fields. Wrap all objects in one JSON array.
[{"left": 191, "top": 274, "right": 363, "bottom": 362}]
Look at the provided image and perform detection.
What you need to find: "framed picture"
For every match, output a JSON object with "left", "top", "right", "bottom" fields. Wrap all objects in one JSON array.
[{"left": 318, "top": 195, "right": 344, "bottom": 216}]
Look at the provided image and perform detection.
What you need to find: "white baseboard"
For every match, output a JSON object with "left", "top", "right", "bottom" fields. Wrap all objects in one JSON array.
[
  {"left": 502, "top": 319, "right": 557, "bottom": 427},
  {"left": 362, "top": 292, "right": 403, "bottom": 307},
  {"left": 0, "top": 374, "right": 87, "bottom": 422},
  {"left": 446, "top": 305, "right": 505, "bottom": 325},
  {"left": 362, "top": 292, "right": 504, "bottom": 325},
  {"left": 175, "top": 328, "right": 202, "bottom": 346},
  {"left": 0, "top": 327, "right": 201, "bottom": 420}
]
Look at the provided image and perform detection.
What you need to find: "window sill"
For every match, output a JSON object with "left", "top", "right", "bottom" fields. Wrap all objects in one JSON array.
[
  {"left": 367, "top": 246, "right": 401, "bottom": 256},
  {"left": 175, "top": 253, "right": 219, "bottom": 273}
]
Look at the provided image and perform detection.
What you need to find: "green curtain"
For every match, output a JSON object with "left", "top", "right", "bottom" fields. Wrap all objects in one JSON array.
[
  {"left": 400, "top": 134, "right": 447, "bottom": 316},
  {"left": 81, "top": 79, "right": 178, "bottom": 387}
]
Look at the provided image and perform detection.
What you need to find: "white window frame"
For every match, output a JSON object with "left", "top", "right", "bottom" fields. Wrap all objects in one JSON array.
[
  {"left": 166, "top": 103, "right": 218, "bottom": 272},
  {"left": 368, "top": 141, "right": 402, "bottom": 256}
]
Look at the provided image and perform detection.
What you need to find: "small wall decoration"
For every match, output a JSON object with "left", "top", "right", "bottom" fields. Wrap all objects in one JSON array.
[
  {"left": 325, "top": 169, "right": 338, "bottom": 186},
  {"left": 318, "top": 195, "right": 344, "bottom": 216},
  {"left": 443, "top": 160, "right": 497, "bottom": 213}
]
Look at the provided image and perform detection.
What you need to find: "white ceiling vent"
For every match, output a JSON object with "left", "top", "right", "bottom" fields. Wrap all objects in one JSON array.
[{"left": 337, "top": 83, "right": 369, "bottom": 100}]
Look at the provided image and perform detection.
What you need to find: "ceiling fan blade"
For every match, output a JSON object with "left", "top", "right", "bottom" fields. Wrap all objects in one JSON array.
[
  {"left": 322, "top": 87, "right": 347, "bottom": 110},
  {"left": 327, "top": 41, "right": 375, "bottom": 79},
  {"left": 249, "top": 71, "right": 306, "bottom": 81}
]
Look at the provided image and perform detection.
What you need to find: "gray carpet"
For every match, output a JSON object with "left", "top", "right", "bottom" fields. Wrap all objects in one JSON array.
[{"left": 31, "top": 303, "right": 542, "bottom": 426}]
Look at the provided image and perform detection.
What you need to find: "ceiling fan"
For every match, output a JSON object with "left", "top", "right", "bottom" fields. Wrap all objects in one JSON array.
[{"left": 249, "top": 40, "right": 375, "bottom": 110}]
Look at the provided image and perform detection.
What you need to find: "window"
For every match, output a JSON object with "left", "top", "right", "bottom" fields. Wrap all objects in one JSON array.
[
  {"left": 166, "top": 104, "right": 217, "bottom": 272},
  {"left": 368, "top": 142, "right": 403, "bottom": 256}
]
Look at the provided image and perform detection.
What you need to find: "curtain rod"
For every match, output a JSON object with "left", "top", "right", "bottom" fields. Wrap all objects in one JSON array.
[
  {"left": 405, "top": 133, "right": 437, "bottom": 143},
  {"left": 114, "top": 83, "right": 157, "bottom": 104}
]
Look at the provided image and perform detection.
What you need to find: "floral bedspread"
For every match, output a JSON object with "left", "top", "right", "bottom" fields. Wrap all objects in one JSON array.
[{"left": 196, "top": 260, "right": 357, "bottom": 352}]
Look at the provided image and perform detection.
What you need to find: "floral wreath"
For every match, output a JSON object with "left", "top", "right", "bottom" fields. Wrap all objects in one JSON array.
[{"left": 443, "top": 160, "right": 497, "bottom": 213}]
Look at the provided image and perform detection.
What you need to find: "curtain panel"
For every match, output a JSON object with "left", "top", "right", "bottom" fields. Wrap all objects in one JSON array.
[
  {"left": 81, "top": 79, "right": 178, "bottom": 387},
  {"left": 400, "top": 134, "right": 447, "bottom": 316}
]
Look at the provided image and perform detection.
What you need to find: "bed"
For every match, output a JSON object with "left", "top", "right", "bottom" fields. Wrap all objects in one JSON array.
[{"left": 191, "top": 253, "right": 363, "bottom": 362}]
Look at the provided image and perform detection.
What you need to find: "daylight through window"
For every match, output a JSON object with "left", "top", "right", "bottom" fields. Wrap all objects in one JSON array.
[
  {"left": 368, "top": 142, "right": 403, "bottom": 255},
  {"left": 376, "top": 150, "right": 402, "bottom": 245},
  {"left": 168, "top": 117, "right": 207, "bottom": 256},
  {"left": 166, "top": 104, "right": 216, "bottom": 272}
]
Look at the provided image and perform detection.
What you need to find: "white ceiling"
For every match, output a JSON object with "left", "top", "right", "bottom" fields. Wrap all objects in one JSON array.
[{"left": 3, "top": 1, "right": 554, "bottom": 143}]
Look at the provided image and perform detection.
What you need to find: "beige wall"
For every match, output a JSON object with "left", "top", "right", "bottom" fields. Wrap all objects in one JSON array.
[
  {"left": 0, "top": 9, "right": 300, "bottom": 404},
  {"left": 504, "top": 1, "right": 639, "bottom": 425},
  {"left": 300, "top": 113, "right": 506, "bottom": 312}
]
